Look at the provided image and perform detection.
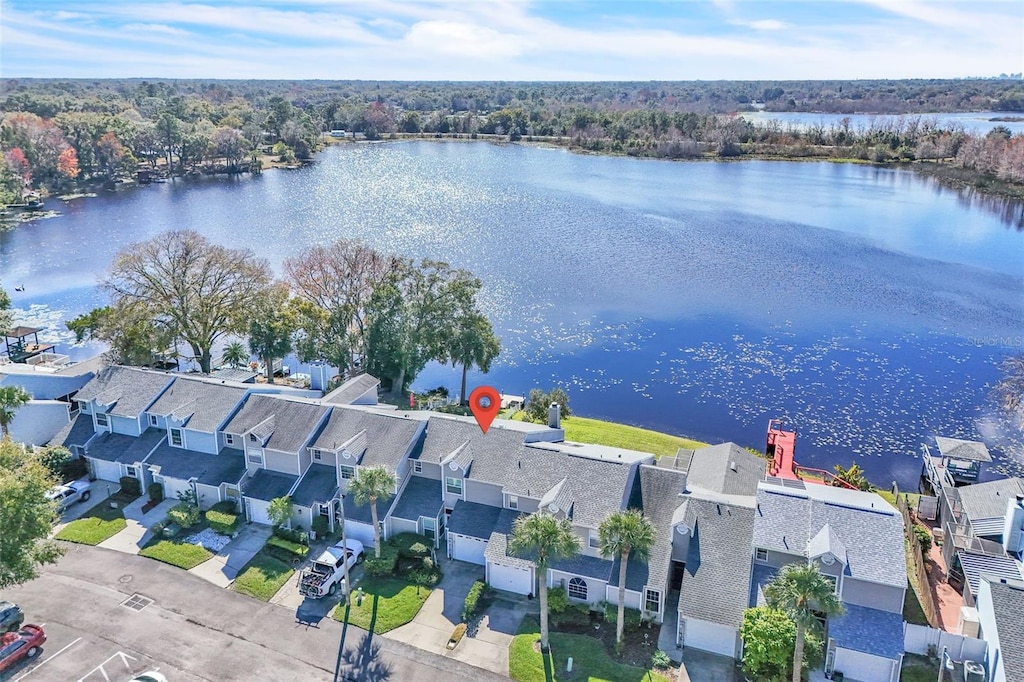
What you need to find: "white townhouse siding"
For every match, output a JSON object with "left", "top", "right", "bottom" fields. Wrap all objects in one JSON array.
[
  {"left": 464, "top": 479, "right": 503, "bottom": 507},
  {"left": 264, "top": 448, "right": 301, "bottom": 475},
  {"left": 109, "top": 413, "right": 145, "bottom": 436},
  {"left": 413, "top": 459, "right": 442, "bottom": 481},
  {"left": 841, "top": 577, "right": 905, "bottom": 612},
  {"left": 548, "top": 569, "right": 608, "bottom": 606},
  {"left": 179, "top": 428, "right": 217, "bottom": 455},
  {"left": 604, "top": 583, "right": 643, "bottom": 610}
]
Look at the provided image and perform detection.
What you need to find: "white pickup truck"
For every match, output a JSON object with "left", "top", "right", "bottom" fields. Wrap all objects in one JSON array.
[
  {"left": 298, "top": 539, "right": 364, "bottom": 599},
  {"left": 46, "top": 480, "right": 92, "bottom": 513}
]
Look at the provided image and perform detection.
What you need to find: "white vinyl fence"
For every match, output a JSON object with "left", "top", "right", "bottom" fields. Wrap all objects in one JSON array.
[{"left": 905, "top": 624, "right": 987, "bottom": 661}]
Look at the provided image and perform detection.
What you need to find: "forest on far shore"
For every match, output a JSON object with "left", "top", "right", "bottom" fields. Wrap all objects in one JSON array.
[{"left": 1, "top": 78, "right": 1022, "bottom": 208}]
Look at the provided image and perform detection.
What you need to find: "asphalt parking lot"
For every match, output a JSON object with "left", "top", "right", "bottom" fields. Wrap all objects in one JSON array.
[{"left": 3, "top": 543, "right": 506, "bottom": 682}]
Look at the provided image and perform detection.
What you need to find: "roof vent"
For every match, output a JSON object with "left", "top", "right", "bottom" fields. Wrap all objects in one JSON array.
[
  {"left": 730, "top": 461, "right": 737, "bottom": 472},
  {"left": 518, "top": 460, "right": 521, "bottom": 469}
]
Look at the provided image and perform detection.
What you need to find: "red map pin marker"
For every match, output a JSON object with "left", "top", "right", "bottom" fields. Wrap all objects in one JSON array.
[{"left": 469, "top": 385, "right": 501, "bottom": 434}]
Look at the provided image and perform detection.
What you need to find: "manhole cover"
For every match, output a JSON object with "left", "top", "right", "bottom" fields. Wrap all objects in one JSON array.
[
  {"left": 118, "top": 574, "right": 133, "bottom": 584},
  {"left": 120, "top": 594, "right": 153, "bottom": 612}
]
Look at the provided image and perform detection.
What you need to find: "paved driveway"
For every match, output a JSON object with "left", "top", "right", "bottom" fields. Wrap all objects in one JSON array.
[
  {"left": 188, "top": 523, "right": 272, "bottom": 587},
  {"left": 97, "top": 497, "right": 176, "bottom": 555}
]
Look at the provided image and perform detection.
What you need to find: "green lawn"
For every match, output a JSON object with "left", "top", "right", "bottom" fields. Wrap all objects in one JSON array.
[
  {"left": 139, "top": 538, "right": 214, "bottom": 569},
  {"left": 903, "top": 580, "right": 930, "bottom": 626},
  {"left": 55, "top": 499, "right": 127, "bottom": 545},
  {"left": 331, "top": 576, "right": 431, "bottom": 634},
  {"left": 901, "top": 654, "right": 938, "bottom": 682},
  {"left": 232, "top": 552, "right": 294, "bottom": 601},
  {"left": 509, "top": 617, "right": 669, "bottom": 682},
  {"left": 560, "top": 416, "right": 707, "bottom": 457}
]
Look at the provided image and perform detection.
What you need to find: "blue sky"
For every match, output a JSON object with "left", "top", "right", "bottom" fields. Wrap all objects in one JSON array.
[{"left": 2, "top": 0, "right": 1021, "bottom": 80}]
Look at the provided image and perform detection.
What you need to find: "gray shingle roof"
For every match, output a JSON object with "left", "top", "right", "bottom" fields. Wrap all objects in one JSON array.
[
  {"left": 310, "top": 407, "right": 423, "bottom": 473},
  {"left": 686, "top": 443, "right": 765, "bottom": 496},
  {"left": 677, "top": 499, "right": 755, "bottom": 629},
  {"left": 0, "top": 371, "right": 94, "bottom": 400},
  {"left": 391, "top": 475, "right": 443, "bottom": 522},
  {"left": 958, "top": 551, "right": 1024, "bottom": 598},
  {"left": 935, "top": 437, "right": 992, "bottom": 462},
  {"left": 748, "top": 563, "right": 778, "bottom": 608},
  {"left": 957, "top": 477, "right": 1024, "bottom": 523},
  {"left": 223, "top": 394, "right": 328, "bottom": 453},
  {"left": 484, "top": 509, "right": 535, "bottom": 570},
  {"left": 988, "top": 579, "right": 1024, "bottom": 681},
  {"left": 538, "top": 478, "right": 573, "bottom": 516},
  {"left": 86, "top": 428, "right": 165, "bottom": 463},
  {"left": 419, "top": 417, "right": 635, "bottom": 527},
  {"left": 323, "top": 374, "right": 380, "bottom": 405},
  {"left": 291, "top": 464, "right": 340, "bottom": 507},
  {"left": 829, "top": 604, "right": 904, "bottom": 660},
  {"left": 243, "top": 469, "right": 298, "bottom": 502},
  {"left": 342, "top": 494, "right": 374, "bottom": 524},
  {"left": 807, "top": 523, "right": 848, "bottom": 565},
  {"left": 75, "top": 366, "right": 173, "bottom": 417},
  {"left": 550, "top": 553, "right": 614, "bottom": 583},
  {"left": 47, "top": 413, "right": 96, "bottom": 449},
  {"left": 448, "top": 500, "right": 503, "bottom": 539},
  {"left": 752, "top": 481, "right": 906, "bottom": 588},
  {"left": 145, "top": 443, "right": 245, "bottom": 487},
  {"left": 620, "top": 465, "right": 688, "bottom": 594},
  {"left": 146, "top": 377, "right": 248, "bottom": 433}
]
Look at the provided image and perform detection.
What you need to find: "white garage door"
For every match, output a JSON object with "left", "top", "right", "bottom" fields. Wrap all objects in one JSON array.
[
  {"left": 90, "top": 458, "right": 121, "bottom": 482},
  {"left": 344, "top": 520, "right": 376, "bottom": 548},
  {"left": 452, "top": 534, "right": 487, "bottom": 565},
  {"left": 834, "top": 648, "right": 896, "bottom": 682},
  {"left": 246, "top": 498, "right": 273, "bottom": 526},
  {"left": 489, "top": 562, "right": 533, "bottom": 595},
  {"left": 682, "top": 617, "right": 737, "bottom": 658},
  {"left": 161, "top": 477, "right": 192, "bottom": 503}
]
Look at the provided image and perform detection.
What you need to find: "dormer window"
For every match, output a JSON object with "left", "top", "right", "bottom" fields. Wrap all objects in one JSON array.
[
  {"left": 445, "top": 477, "right": 463, "bottom": 495},
  {"left": 95, "top": 412, "right": 109, "bottom": 428},
  {"left": 340, "top": 465, "right": 356, "bottom": 480},
  {"left": 820, "top": 553, "right": 835, "bottom": 566},
  {"left": 249, "top": 433, "right": 259, "bottom": 443},
  {"left": 342, "top": 450, "right": 351, "bottom": 459}
]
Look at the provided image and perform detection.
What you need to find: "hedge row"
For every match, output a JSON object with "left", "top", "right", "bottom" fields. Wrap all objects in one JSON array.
[
  {"left": 364, "top": 544, "right": 400, "bottom": 576},
  {"left": 205, "top": 506, "right": 241, "bottom": 535},
  {"left": 462, "top": 580, "right": 488, "bottom": 622},
  {"left": 264, "top": 535, "right": 310, "bottom": 563}
]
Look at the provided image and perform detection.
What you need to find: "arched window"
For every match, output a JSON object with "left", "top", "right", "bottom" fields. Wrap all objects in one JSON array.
[{"left": 568, "top": 577, "right": 587, "bottom": 600}]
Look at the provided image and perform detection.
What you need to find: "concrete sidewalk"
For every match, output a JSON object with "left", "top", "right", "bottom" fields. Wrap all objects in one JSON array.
[
  {"left": 97, "top": 497, "right": 176, "bottom": 555},
  {"left": 188, "top": 523, "right": 272, "bottom": 587}
]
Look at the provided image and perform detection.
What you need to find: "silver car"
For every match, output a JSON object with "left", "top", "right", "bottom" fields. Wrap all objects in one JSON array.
[{"left": 46, "top": 480, "right": 92, "bottom": 512}]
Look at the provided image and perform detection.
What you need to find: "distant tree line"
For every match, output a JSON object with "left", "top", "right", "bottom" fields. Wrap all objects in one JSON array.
[
  {"left": 67, "top": 231, "right": 500, "bottom": 398},
  {"left": 3, "top": 78, "right": 1023, "bottom": 205}
]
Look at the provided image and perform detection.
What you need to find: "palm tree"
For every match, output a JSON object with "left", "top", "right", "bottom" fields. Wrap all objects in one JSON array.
[
  {"left": 509, "top": 512, "right": 581, "bottom": 651},
  {"left": 832, "top": 463, "right": 870, "bottom": 491},
  {"left": 599, "top": 509, "right": 656, "bottom": 644},
  {"left": 765, "top": 563, "right": 844, "bottom": 682},
  {"left": 348, "top": 466, "right": 397, "bottom": 559},
  {"left": 220, "top": 341, "right": 248, "bottom": 369},
  {"left": 0, "top": 386, "right": 31, "bottom": 438}
]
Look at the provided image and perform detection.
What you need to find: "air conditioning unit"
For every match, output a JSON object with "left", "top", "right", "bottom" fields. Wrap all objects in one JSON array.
[
  {"left": 963, "top": 660, "right": 985, "bottom": 682},
  {"left": 958, "top": 606, "right": 980, "bottom": 638}
]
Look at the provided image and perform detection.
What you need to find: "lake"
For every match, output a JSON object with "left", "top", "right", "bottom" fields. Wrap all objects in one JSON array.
[
  {"left": 739, "top": 110, "right": 1024, "bottom": 135},
  {"left": 2, "top": 142, "right": 1022, "bottom": 488}
]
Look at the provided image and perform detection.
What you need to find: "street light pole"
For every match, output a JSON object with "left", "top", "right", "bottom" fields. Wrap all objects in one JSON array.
[{"left": 339, "top": 494, "right": 351, "bottom": 602}]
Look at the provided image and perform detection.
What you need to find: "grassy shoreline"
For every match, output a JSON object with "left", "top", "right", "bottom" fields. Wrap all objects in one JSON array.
[{"left": 510, "top": 411, "right": 708, "bottom": 457}]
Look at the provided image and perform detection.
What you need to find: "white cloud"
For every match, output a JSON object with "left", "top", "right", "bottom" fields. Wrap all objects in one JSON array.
[
  {"left": 404, "top": 21, "right": 526, "bottom": 59},
  {"left": 730, "top": 19, "right": 787, "bottom": 30}
]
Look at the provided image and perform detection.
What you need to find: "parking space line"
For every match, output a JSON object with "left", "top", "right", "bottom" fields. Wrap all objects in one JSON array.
[
  {"left": 77, "top": 651, "right": 138, "bottom": 682},
  {"left": 13, "top": 636, "right": 82, "bottom": 680}
]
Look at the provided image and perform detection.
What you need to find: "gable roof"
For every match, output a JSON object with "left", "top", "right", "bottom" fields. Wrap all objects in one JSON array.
[
  {"left": 310, "top": 407, "right": 423, "bottom": 473},
  {"left": 75, "top": 366, "right": 173, "bottom": 417},
  {"left": 87, "top": 428, "right": 165, "bottom": 463},
  {"left": 323, "top": 374, "right": 380, "bottom": 405},
  {"left": 957, "top": 477, "right": 1024, "bottom": 523},
  {"left": 146, "top": 377, "right": 248, "bottom": 432},
  {"left": 243, "top": 469, "right": 298, "bottom": 502},
  {"left": 418, "top": 417, "right": 643, "bottom": 528},
  {"left": 987, "top": 579, "right": 1024, "bottom": 681},
  {"left": 807, "top": 523, "right": 848, "bottom": 565},
  {"left": 752, "top": 481, "right": 905, "bottom": 588},
  {"left": 625, "top": 465, "right": 688, "bottom": 594},
  {"left": 935, "top": 437, "right": 992, "bottom": 462},
  {"left": 685, "top": 442, "right": 765, "bottom": 496},
  {"left": 223, "top": 394, "right": 328, "bottom": 453},
  {"left": 958, "top": 551, "right": 1024, "bottom": 598},
  {"left": 47, "top": 413, "right": 96, "bottom": 449},
  {"left": 677, "top": 499, "right": 755, "bottom": 629}
]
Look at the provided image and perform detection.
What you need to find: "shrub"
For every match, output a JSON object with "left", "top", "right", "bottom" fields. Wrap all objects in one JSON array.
[
  {"left": 311, "top": 515, "right": 331, "bottom": 539},
  {"left": 551, "top": 603, "right": 590, "bottom": 628},
  {"left": 389, "top": 532, "right": 432, "bottom": 559},
  {"left": 547, "top": 586, "right": 570, "bottom": 614},
  {"left": 363, "top": 544, "right": 399, "bottom": 576},
  {"left": 60, "top": 457, "right": 89, "bottom": 482},
  {"left": 167, "top": 501, "right": 201, "bottom": 529},
  {"left": 148, "top": 482, "right": 164, "bottom": 503},
  {"left": 651, "top": 650, "right": 672, "bottom": 668},
  {"left": 35, "top": 446, "right": 71, "bottom": 479},
  {"left": 462, "top": 579, "right": 488, "bottom": 621},
  {"left": 604, "top": 603, "right": 642, "bottom": 630},
  {"left": 206, "top": 507, "right": 241, "bottom": 535},
  {"left": 264, "top": 535, "right": 310, "bottom": 563},
  {"left": 408, "top": 557, "right": 442, "bottom": 586},
  {"left": 273, "top": 525, "right": 309, "bottom": 545},
  {"left": 913, "top": 525, "right": 933, "bottom": 554},
  {"left": 119, "top": 475, "right": 142, "bottom": 497}
]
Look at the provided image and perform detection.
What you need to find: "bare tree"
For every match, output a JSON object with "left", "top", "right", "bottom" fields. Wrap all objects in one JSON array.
[
  {"left": 104, "top": 230, "right": 272, "bottom": 373},
  {"left": 284, "top": 240, "right": 404, "bottom": 371}
]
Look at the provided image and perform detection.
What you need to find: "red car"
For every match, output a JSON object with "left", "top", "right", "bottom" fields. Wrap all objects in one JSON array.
[{"left": 0, "top": 624, "right": 46, "bottom": 673}]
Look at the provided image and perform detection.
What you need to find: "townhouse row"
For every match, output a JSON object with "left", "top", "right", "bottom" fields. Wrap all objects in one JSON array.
[{"left": 51, "top": 365, "right": 908, "bottom": 682}]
